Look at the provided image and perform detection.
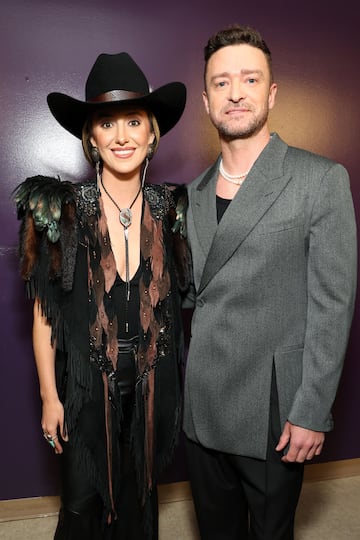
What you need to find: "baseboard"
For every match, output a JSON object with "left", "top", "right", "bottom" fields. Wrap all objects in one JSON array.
[
  {"left": 1, "top": 459, "right": 360, "bottom": 522},
  {"left": 158, "top": 480, "right": 192, "bottom": 503},
  {"left": 303, "top": 457, "right": 360, "bottom": 482},
  {"left": 0, "top": 495, "right": 60, "bottom": 522},
  {"left": 0, "top": 481, "right": 193, "bottom": 523}
]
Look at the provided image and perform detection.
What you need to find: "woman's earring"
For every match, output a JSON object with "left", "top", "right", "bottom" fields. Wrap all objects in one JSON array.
[
  {"left": 91, "top": 146, "right": 100, "bottom": 163},
  {"left": 91, "top": 146, "right": 101, "bottom": 188},
  {"left": 141, "top": 157, "right": 149, "bottom": 187},
  {"left": 147, "top": 144, "right": 154, "bottom": 160}
]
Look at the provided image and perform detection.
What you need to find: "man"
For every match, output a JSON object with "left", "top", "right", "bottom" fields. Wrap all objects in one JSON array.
[{"left": 183, "top": 24, "right": 357, "bottom": 539}]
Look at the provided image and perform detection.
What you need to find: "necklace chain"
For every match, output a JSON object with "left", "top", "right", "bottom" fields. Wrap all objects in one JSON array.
[
  {"left": 100, "top": 176, "right": 142, "bottom": 228},
  {"left": 219, "top": 159, "right": 250, "bottom": 185},
  {"left": 99, "top": 175, "right": 142, "bottom": 306}
]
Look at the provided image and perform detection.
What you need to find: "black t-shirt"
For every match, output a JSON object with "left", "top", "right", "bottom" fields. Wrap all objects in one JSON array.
[{"left": 216, "top": 195, "right": 231, "bottom": 223}]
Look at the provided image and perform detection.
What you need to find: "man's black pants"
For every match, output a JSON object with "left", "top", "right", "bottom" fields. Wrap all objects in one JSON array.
[{"left": 185, "top": 372, "right": 304, "bottom": 539}]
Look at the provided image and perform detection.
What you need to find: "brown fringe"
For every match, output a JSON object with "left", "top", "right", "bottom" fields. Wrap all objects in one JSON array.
[{"left": 19, "top": 213, "right": 40, "bottom": 280}]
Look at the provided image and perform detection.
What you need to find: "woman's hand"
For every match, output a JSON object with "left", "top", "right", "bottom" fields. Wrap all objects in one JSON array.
[
  {"left": 33, "top": 298, "right": 68, "bottom": 454},
  {"left": 41, "top": 397, "right": 68, "bottom": 454}
]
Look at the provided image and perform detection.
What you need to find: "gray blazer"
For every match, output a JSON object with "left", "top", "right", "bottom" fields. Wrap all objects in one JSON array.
[{"left": 183, "top": 133, "right": 357, "bottom": 459}]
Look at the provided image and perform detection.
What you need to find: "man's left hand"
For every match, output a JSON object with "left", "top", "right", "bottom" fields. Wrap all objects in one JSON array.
[{"left": 276, "top": 421, "right": 325, "bottom": 463}]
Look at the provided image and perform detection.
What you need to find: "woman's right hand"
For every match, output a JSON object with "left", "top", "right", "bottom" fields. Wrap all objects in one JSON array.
[
  {"left": 33, "top": 299, "right": 68, "bottom": 455},
  {"left": 41, "top": 397, "right": 68, "bottom": 454}
]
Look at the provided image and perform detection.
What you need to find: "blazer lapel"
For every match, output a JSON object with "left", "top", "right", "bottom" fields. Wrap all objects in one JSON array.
[
  {"left": 190, "top": 161, "right": 219, "bottom": 259},
  {"left": 198, "top": 134, "right": 292, "bottom": 294}
]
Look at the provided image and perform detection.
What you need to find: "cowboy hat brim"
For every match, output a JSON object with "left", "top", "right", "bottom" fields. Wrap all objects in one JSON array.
[{"left": 47, "top": 82, "right": 186, "bottom": 139}]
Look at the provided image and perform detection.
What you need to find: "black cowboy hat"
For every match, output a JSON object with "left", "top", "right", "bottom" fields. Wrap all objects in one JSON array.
[{"left": 47, "top": 52, "right": 186, "bottom": 139}]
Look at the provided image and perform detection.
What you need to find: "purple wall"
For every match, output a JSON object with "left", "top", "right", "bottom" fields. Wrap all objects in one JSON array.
[{"left": 1, "top": 0, "right": 359, "bottom": 500}]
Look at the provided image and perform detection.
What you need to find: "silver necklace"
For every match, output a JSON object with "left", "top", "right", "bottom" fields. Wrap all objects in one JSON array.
[
  {"left": 100, "top": 177, "right": 142, "bottom": 227},
  {"left": 219, "top": 158, "right": 250, "bottom": 185},
  {"left": 100, "top": 177, "right": 142, "bottom": 302}
]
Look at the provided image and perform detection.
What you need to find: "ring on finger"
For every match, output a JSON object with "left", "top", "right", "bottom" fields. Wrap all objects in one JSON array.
[{"left": 43, "top": 432, "right": 58, "bottom": 447}]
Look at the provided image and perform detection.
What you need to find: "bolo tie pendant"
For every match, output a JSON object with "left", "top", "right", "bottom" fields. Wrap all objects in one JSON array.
[
  {"left": 119, "top": 209, "right": 132, "bottom": 302},
  {"left": 100, "top": 178, "right": 142, "bottom": 302}
]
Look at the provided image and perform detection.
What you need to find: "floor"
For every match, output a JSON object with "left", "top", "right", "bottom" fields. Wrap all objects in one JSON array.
[{"left": 1, "top": 476, "right": 360, "bottom": 539}]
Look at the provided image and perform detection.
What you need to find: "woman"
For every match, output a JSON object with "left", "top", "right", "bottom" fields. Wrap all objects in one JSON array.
[{"left": 14, "top": 52, "right": 188, "bottom": 539}]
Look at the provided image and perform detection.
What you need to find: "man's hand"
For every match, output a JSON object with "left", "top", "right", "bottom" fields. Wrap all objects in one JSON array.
[{"left": 276, "top": 421, "right": 325, "bottom": 463}]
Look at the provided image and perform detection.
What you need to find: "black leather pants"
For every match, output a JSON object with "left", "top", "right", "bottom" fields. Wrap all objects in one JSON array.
[{"left": 54, "top": 337, "right": 158, "bottom": 539}]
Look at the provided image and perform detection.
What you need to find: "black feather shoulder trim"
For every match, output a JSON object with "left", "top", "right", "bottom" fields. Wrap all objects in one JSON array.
[{"left": 13, "top": 175, "right": 78, "bottom": 291}]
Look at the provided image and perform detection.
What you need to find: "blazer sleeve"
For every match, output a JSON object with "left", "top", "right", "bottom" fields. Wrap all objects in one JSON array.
[{"left": 288, "top": 162, "right": 357, "bottom": 432}]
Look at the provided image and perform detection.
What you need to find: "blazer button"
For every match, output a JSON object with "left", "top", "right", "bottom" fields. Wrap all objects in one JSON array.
[{"left": 196, "top": 298, "right": 205, "bottom": 307}]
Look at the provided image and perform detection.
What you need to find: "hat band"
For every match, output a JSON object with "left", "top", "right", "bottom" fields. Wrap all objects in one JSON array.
[{"left": 88, "top": 90, "right": 145, "bottom": 103}]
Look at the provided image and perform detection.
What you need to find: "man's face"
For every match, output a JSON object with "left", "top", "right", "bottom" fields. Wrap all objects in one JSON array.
[{"left": 203, "top": 44, "right": 277, "bottom": 140}]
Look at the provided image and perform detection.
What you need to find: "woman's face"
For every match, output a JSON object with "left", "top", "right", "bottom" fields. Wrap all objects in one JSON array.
[{"left": 90, "top": 105, "right": 154, "bottom": 178}]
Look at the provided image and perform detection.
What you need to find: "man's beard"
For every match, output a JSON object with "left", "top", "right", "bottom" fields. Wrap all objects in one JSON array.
[{"left": 210, "top": 106, "right": 269, "bottom": 141}]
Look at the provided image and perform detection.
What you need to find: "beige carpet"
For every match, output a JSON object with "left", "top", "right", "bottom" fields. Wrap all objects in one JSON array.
[{"left": 1, "top": 476, "right": 360, "bottom": 539}]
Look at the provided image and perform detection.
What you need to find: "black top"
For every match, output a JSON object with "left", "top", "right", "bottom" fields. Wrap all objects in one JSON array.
[
  {"left": 216, "top": 195, "right": 231, "bottom": 223},
  {"left": 111, "top": 264, "right": 142, "bottom": 338}
]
